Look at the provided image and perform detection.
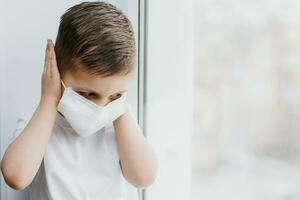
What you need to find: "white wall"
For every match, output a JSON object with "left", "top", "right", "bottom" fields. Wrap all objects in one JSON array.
[{"left": 0, "top": 1, "right": 139, "bottom": 199}]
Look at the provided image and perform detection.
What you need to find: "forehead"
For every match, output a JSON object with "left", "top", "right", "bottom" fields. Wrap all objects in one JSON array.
[{"left": 63, "top": 68, "right": 134, "bottom": 94}]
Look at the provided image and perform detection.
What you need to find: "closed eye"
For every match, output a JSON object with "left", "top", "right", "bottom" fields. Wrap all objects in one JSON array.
[
  {"left": 77, "top": 91, "right": 96, "bottom": 98},
  {"left": 76, "top": 90, "right": 125, "bottom": 101},
  {"left": 110, "top": 93, "right": 122, "bottom": 100}
]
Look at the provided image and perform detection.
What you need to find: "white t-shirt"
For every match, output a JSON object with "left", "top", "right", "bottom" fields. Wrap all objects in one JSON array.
[{"left": 12, "top": 111, "right": 139, "bottom": 200}]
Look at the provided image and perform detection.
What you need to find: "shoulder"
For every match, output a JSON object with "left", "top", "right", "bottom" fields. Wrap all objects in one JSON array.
[{"left": 12, "top": 111, "right": 33, "bottom": 140}]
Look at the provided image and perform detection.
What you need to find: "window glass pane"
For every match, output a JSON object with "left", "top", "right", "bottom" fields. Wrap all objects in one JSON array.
[{"left": 193, "top": 1, "right": 300, "bottom": 200}]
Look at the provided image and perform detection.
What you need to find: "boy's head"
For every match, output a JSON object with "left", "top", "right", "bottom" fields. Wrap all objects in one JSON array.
[{"left": 54, "top": 1, "right": 136, "bottom": 106}]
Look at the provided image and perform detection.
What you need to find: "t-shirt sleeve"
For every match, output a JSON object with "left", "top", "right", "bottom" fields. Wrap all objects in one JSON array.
[{"left": 12, "top": 112, "right": 32, "bottom": 140}]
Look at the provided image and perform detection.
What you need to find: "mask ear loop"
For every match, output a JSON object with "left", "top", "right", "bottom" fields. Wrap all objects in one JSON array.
[{"left": 61, "top": 79, "right": 66, "bottom": 89}]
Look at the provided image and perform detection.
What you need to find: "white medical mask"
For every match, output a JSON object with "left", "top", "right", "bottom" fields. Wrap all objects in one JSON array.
[{"left": 57, "top": 79, "right": 128, "bottom": 138}]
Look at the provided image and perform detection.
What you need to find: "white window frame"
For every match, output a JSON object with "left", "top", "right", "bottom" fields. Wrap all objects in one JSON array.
[{"left": 140, "top": 0, "right": 195, "bottom": 199}]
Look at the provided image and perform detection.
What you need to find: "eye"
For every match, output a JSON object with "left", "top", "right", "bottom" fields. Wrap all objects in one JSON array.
[
  {"left": 111, "top": 93, "right": 122, "bottom": 100},
  {"left": 77, "top": 91, "right": 96, "bottom": 98}
]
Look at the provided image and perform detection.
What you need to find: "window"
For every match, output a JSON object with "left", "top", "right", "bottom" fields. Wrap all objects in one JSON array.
[
  {"left": 144, "top": 0, "right": 300, "bottom": 200},
  {"left": 192, "top": 1, "right": 300, "bottom": 199}
]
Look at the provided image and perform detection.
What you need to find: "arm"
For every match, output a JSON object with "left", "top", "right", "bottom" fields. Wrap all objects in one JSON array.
[
  {"left": 1, "top": 100, "right": 57, "bottom": 190},
  {"left": 1, "top": 39, "right": 62, "bottom": 190},
  {"left": 113, "top": 108, "right": 158, "bottom": 188}
]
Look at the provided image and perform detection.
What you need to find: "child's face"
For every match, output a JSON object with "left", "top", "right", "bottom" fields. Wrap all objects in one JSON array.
[{"left": 61, "top": 68, "right": 134, "bottom": 107}]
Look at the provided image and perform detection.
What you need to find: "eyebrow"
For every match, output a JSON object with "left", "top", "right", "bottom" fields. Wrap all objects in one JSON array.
[{"left": 75, "top": 87, "right": 127, "bottom": 95}]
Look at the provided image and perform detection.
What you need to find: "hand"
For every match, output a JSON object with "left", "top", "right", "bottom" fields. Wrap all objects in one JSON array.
[
  {"left": 40, "top": 39, "right": 63, "bottom": 107},
  {"left": 106, "top": 94, "right": 131, "bottom": 123}
]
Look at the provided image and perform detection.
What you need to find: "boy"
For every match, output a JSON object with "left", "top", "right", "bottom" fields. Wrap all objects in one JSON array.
[{"left": 0, "top": 2, "right": 158, "bottom": 199}]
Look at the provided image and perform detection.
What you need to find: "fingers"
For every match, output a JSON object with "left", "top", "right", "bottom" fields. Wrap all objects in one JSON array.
[
  {"left": 49, "top": 40, "right": 59, "bottom": 76},
  {"left": 44, "top": 40, "right": 50, "bottom": 65},
  {"left": 43, "top": 39, "right": 51, "bottom": 75},
  {"left": 47, "top": 42, "right": 53, "bottom": 77}
]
